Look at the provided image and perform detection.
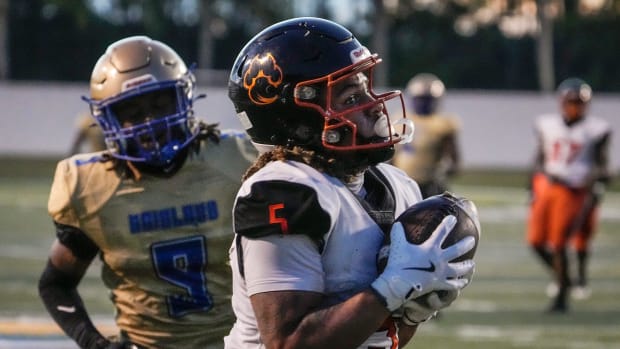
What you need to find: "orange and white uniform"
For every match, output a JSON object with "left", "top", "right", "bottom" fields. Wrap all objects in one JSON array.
[
  {"left": 225, "top": 161, "right": 422, "bottom": 349},
  {"left": 527, "top": 114, "right": 611, "bottom": 251}
]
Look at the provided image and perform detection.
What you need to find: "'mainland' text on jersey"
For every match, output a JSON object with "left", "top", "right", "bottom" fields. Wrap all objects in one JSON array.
[{"left": 129, "top": 201, "right": 219, "bottom": 234}]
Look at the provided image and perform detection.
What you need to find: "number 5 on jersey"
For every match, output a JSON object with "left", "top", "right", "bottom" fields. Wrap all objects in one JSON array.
[{"left": 269, "top": 203, "right": 289, "bottom": 234}]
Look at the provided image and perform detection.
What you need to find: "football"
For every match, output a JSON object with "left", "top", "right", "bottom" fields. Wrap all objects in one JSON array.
[
  {"left": 377, "top": 191, "right": 480, "bottom": 283},
  {"left": 377, "top": 192, "right": 480, "bottom": 310}
]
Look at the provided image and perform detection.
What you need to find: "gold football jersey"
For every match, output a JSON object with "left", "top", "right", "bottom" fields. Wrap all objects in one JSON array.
[
  {"left": 48, "top": 131, "right": 256, "bottom": 349},
  {"left": 392, "top": 113, "right": 459, "bottom": 183}
]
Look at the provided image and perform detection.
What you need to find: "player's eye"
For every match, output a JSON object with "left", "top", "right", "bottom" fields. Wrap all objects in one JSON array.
[{"left": 344, "top": 94, "right": 361, "bottom": 106}]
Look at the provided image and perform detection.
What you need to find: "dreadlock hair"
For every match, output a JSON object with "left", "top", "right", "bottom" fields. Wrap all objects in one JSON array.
[
  {"left": 242, "top": 146, "right": 370, "bottom": 183},
  {"left": 193, "top": 121, "right": 221, "bottom": 148}
]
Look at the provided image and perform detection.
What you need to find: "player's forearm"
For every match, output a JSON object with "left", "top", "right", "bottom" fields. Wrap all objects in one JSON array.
[
  {"left": 259, "top": 289, "right": 390, "bottom": 349},
  {"left": 300, "top": 289, "right": 390, "bottom": 347},
  {"left": 38, "top": 260, "right": 109, "bottom": 349}
]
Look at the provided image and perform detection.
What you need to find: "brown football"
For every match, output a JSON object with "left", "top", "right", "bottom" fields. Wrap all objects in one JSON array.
[
  {"left": 377, "top": 192, "right": 480, "bottom": 274},
  {"left": 377, "top": 192, "right": 480, "bottom": 310}
]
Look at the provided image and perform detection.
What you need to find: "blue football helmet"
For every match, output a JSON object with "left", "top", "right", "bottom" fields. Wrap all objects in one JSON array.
[{"left": 83, "top": 36, "right": 200, "bottom": 167}]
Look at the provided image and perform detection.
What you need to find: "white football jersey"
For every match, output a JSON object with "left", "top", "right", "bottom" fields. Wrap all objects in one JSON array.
[
  {"left": 224, "top": 160, "right": 422, "bottom": 349},
  {"left": 48, "top": 130, "right": 256, "bottom": 349},
  {"left": 535, "top": 114, "right": 611, "bottom": 187}
]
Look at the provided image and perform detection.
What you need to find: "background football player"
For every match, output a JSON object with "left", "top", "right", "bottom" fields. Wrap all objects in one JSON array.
[
  {"left": 38, "top": 36, "right": 256, "bottom": 348},
  {"left": 224, "top": 17, "right": 476, "bottom": 349},
  {"left": 392, "top": 73, "right": 461, "bottom": 198},
  {"left": 526, "top": 77, "right": 612, "bottom": 313}
]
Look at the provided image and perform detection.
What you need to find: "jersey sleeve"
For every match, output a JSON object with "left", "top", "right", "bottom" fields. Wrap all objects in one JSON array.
[
  {"left": 48, "top": 159, "right": 80, "bottom": 228},
  {"left": 234, "top": 180, "right": 331, "bottom": 240},
  {"left": 240, "top": 234, "right": 325, "bottom": 295},
  {"left": 48, "top": 154, "right": 120, "bottom": 230}
]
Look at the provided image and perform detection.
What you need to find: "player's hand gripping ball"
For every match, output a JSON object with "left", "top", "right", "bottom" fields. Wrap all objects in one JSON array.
[{"left": 377, "top": 192, "right": 481, "bottom": 308}]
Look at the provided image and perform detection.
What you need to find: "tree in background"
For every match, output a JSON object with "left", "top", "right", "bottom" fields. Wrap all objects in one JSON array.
[{"left": 4, "top": 0, "right": 620, "bottom": 91}]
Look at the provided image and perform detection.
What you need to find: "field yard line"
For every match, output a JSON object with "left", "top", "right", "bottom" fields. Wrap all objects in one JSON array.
[{"left": 0, "top": 315, "right": 116, "bottom": 336}]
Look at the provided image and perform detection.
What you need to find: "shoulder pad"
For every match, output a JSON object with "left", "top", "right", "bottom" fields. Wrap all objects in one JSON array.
[
  {"left": 374, "top": 163, "right": 423, "bottom": 214},
  {"left": 48, "top": 153, "right": 120, "bottom": 225},
  {"left": 234, "top": 180, "right": 331, "bottom": 240},
  {"left": 193, "top": 131, "right": 257, "bottom": 180}
]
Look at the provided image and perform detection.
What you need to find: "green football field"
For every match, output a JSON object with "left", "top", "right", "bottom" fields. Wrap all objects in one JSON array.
[{"left": 1, "top": 158, "right": 619, "bottom": 348}]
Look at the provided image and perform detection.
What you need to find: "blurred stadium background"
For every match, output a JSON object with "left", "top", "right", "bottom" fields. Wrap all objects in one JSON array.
[{"left": 1, "top": 1, "right": 619, "bottom": 348}]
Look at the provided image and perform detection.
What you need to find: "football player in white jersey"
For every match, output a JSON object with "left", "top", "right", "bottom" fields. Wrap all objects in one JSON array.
[
  {"left": 38, "top": 36, "right": 256, "bottom": 348},
  {"left": 527, "top": 78, "right": 612, "bottom": 313},
  {"left": 392, "top": 73, "right": 461, "bottom": 198},
  {"left": 224, "top": 17, "right": 476, "bottom": 349}
]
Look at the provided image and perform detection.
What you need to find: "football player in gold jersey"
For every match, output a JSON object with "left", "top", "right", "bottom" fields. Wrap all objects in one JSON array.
[
  {"left": 38, "top": 36, "right": 256, "bottom": 349},
  {"left": 392, "top": 73, "right": 460, "bottom": 198}
]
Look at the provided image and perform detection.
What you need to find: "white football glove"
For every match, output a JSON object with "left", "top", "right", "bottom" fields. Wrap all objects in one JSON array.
[
  {"left": 401, "top": 289, "right": 459, "bottom": 324},
  {"left": 371, "top": 215, "right": 475, "bottom": 312}
]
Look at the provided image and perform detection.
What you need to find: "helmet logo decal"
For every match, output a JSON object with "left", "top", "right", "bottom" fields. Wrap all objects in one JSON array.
[
  {"left": 243, "top": 53, "right": 283, "bottom": 105},
  {"left": 350, "top": 46, "right": 371, "bottom": 63},
  {"left": 121, "top": 74, "right": 156, "bottom": 92}
]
